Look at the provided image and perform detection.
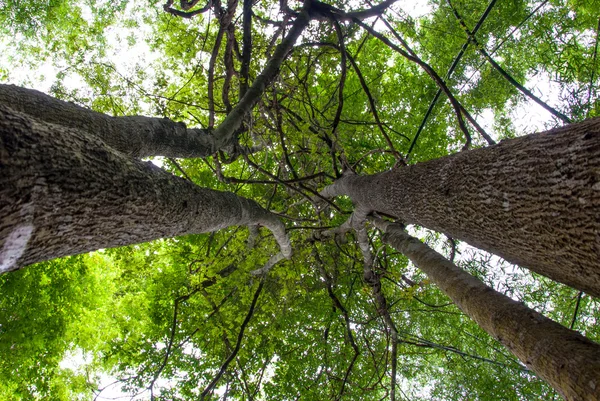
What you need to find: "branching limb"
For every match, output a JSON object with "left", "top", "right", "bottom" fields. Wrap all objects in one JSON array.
[
  {"left": 361, "top": 227, "right": 398, "bottom": 401},
  {"left": 383, "top": 1, "right": 498, "bottom": 152},
  {"left": 240, "top": 0, "right": 253, "bottom": 98},
  {"left": 250, "top": 251, "right": 288, "bottom": 276},
  {"left": 330, "top": 20, "right": 348, "bottom": 153},
  {"left": 308, "top": 0, "right": 398, "bottom": 22},
  {"left": 211, "top": 3, "right": 311, "bottom": 151},
  {"left": 0, "top": 106, "right": 291, "bottom": 270},
  {"left": 163, "top": 0, "right": 212, "bottom": 18},
  {"left": 345, "top": 51, "right": 401, "bottom": 159},
  {"left": 247, "top": 225, "right": 260, "bottom": 249},
  {"left": 354, "top": 20, "right": 473, "bottom": 149}
]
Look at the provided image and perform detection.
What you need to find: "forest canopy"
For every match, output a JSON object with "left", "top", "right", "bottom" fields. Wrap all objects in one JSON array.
[{"left": 1, "top": 0, "right": 599, "bottom": 400}]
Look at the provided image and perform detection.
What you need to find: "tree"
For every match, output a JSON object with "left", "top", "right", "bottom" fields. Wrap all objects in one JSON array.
[
  {"left": 0, "top": 86, "right": 290, "bottom": 271},
  {"left": 374, "top": 220, "right": 600, "bottom": 401},
  {"left": 1, "top": 0, "right": 600, "bottom": 400},
  {"left": 320, "top": 118, "right": 600, "bottom": 296}
]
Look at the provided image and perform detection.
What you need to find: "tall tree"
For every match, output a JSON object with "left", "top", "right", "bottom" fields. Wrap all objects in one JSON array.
[
  {"left": 1, "top": 0, "right": 599, "bottom": 399},
  {"left": 321, "top": 118, "right": 600, "bottom": 296},
  {"left": 373, "top": 219, "right": 600, "bottom": 401},
  {"left": 0, "top": 102, "right": 291, "bottom": 272}
]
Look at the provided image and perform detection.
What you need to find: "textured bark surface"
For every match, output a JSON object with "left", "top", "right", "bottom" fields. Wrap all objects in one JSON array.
[
  {"left": 0, "top": 106, "right": 288, "bottom": 272},
  {"left": 326, "top": 118, "right": 600, "bottom": 296},
  {"left": 0, "top": 84, "right": 215, "bottom": 158},
  {"left": 381, "top": 223, "right": 600, "bottom": 401}
]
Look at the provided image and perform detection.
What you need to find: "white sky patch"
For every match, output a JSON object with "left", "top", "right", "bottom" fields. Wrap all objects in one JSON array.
[
  {"left": 459, "top": 65, "right": 481, "bottom": 94},
  {"left": 61, "top": 347, "right": 181, "bottom": 401},
  {"left": 510, "top": 72, "right": 564, "bottom": 134},
  {"left": 0, "top": 2, "right": 162, "bottom": 116},
  {"left": 149, "top": 156, "right": 166, "bottom": 168},
  {"left": 0, "top": 35, "right": 61, "bottom": 92},
  {"left": 394, "top": 0, "right": 432, "bottom": 19},
  {"left": 372, "top": 0, "right": 432, "bottom": 33},
  {"left": 79, "top": 2, "right": 95, "bottom": 24},
  {"left": 477, "top": 108, "right": 495, "bottom": 138}
]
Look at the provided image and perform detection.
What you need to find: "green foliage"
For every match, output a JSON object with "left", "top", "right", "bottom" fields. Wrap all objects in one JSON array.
[
  {"left": 1, "top": 0, "right": 599, "bottom": 399},
  {"left": 0, "top": 255, "right": 116, "bottom": 400}
]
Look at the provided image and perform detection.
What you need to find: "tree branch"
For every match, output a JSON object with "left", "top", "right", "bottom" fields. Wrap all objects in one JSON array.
[{"left": 200, "top": 278, "right": 265, "bottom": 399}]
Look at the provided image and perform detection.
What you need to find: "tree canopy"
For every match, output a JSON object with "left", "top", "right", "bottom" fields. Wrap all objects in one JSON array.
[{"left": 1, "top": 0, "right": 599, "bottom": 400}]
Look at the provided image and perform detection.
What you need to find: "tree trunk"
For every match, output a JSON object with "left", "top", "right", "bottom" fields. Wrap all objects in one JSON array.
[
  {"left": 378, "top": 222, "right": 600, "bottom": 401},
  {"left": 324, "top": 118, "right": 600, "bottom": 296},
  {"left": 0, "top": 105, "right": 289, "bottom": 272},
  {"left": 0, "top": 84, "right": 216, "bottom": 158}
]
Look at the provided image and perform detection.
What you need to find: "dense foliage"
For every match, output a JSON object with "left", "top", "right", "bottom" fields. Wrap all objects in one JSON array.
[{"left": 1, "top": 0, "right": 599, "bottom": 399}]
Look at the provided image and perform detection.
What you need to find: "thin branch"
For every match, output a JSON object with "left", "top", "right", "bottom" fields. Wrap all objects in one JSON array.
[
  {"left": 446, "top": 0, "right": 571, "bottom": 123},
  {"left": 330, "top": 21, "right": 348, "bottom": 163},
  {"left": 569, "top": 291, "right": 584, "bottom": 330},
  {"left": 222, "top": 3, "right": 238, "bottom": 114},
  {"left": 395, "top": 0, "right": 498, "bottom": 157},
  {"left": 240, "top": 0, "right": 253, "bottom": 98},
  {"left": 200, "top": 278, "right": 266, "bottom": 399},
  {"left": 587, "top": 17, "right": 600, "bottom": 118},
  {"left": 346, "top": 50, "right": 400, "bottom": 159},
  {"left": 208, "top": 19, "right": 226, "bottom": 128},
  {"left": 458, "top": 0, "right": 549, "bottom": 94},
  {"left": 354, "top": 20, "right": 473, "bottom": 150},
  {"left": 211, "top": 3, "right": 311, "bottom": 151},
  {"left": 313, "top": 246, "right": 360, "bottom": 399},
  {"left": 167, "top": 157, "right": 194, "bottom": 182}
]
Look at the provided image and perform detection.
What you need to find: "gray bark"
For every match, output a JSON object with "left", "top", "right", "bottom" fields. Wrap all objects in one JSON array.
[
  {"left": 0, "top": 84, "right": 215, "bottom": 158},
  {"left": 0, "top": 105, "right": 289, "bottom": 272},
  {"left": 322, "top": 118, "right": 600, "bottom": 296},
  {"left": 378, "top": 222, "right": 600, "bottom": 401}
]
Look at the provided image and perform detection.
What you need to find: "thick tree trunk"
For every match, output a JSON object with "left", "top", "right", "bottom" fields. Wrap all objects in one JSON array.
[
  {"left": 324, "top": 118, "right": 600, "bottom": 296},
  {"left": 378, "top": 222, "right": 600, "bottom": 401},
  {"left": 0, "top": 84, "right": 216, "bottom": 158},
  {"left": 0, "top": 106, "right": 289, "bottom": 272}
]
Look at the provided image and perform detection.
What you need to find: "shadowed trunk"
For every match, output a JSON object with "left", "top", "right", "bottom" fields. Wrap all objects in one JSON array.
[
  {"left": 323, "top": 118, "right": 600, "bottom": 296},
  {"left": 0, "top": 105, "right": 289, "bottom": 272},
  {"left": 0, "top": 84, "right": 216, "bottom": 158},
  {"left": 378, "top": 222, "right": 600, "bottom": 401}
]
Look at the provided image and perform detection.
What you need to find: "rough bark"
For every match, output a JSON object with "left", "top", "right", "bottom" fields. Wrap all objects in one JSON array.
[
  {"left": 0, "top": 84, "right": 215, "bottom": 158},
  {"left": 0, "top": 105, "right": 290, "bottom": 272},
  {"left": 378, "top": 222, "right": 600, "bottom": 401},
  {"left": 323, "top": 118, "right": 600, "bottom": 296}
]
